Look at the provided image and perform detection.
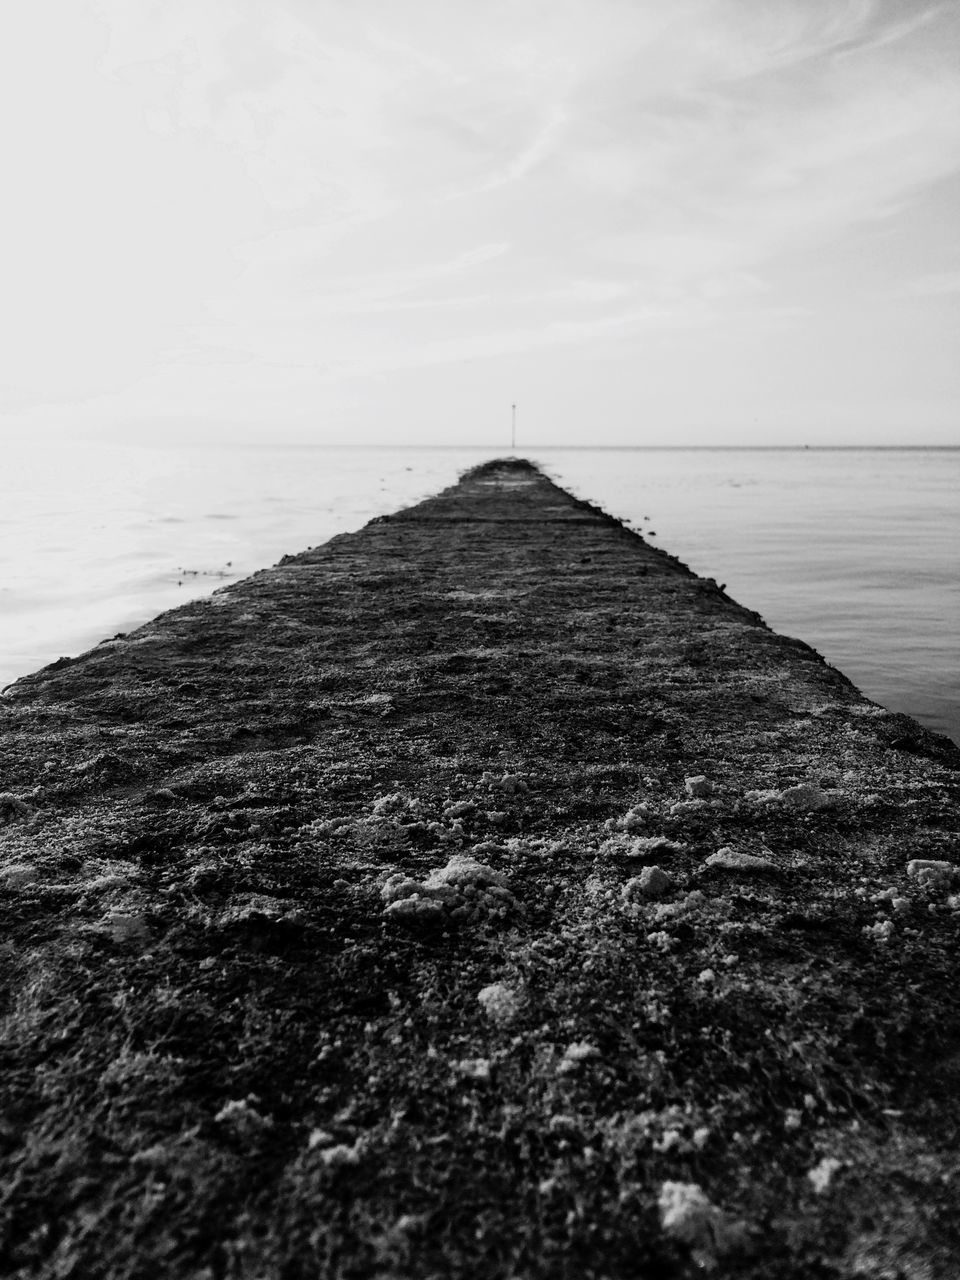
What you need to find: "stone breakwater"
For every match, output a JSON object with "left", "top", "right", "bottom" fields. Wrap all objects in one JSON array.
[{"left": 1, "top": 458, "right": 959, "bottom": 1279}]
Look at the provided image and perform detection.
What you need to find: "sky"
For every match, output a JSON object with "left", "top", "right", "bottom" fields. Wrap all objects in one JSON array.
[{"left": 1, "top": 0, "right": 959, "bottom": 446}]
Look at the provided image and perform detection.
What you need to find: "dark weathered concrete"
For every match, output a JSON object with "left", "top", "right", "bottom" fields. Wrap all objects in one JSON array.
[{"left": 1, "top": 458, "right": 959, "bottom": 1278}]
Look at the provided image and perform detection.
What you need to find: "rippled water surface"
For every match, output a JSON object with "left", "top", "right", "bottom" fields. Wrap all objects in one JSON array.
[{"left": 2, "top": 440, "right": 957, "bottom": 745}]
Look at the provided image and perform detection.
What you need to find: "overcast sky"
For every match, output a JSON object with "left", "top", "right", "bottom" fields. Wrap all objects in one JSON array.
[{"left": 2, "top": 0, "right": 959, "bottom": 446}]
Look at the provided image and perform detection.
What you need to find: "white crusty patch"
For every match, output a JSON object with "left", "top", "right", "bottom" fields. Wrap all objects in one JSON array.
[
  {"left": 615, "top": 804, "right": 657, "bottom": 832},
  {"left": 557, "top": 1041, "right": 600, "bottom": 1073},
  {"left": 863, "top": 919, "right": 894, "bottom": 944},
  {"left": 684, "top": 776, "right": 714, "bottom": 798},
  {"left": 622, "top": 866, "right": 675, "bottom": 902},
  {"left": 658, "top": 1181, "right": 736, "bottom": 1265},
  {"left": 604, "top": 833, "right": 685, "bottom": 858},
  {"left": 457, "top": 1057, "right": 492, "bottom": 1080},
  {"left": 907, "top": 859, "right": 956, "bottom": 890},
  {"left": 381, "top": 855, "right": 518, "bottom": 928},
  {"left": 705, "top": 848, "right": 777, "bottom": 873},
  {"left": 744, "top": 783, "right": 830, "bottom": 811},
  {"left": 808, "top": 1156, "right": 843, "bottom": 1194},
  {"left": 477, "top": 982, "right": 522, "bottom": 1024}
]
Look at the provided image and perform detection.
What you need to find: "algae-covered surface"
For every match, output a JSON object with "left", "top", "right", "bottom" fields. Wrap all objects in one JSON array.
[{"left": 2, "top": 458, "right": 959, "bottom": 1278}]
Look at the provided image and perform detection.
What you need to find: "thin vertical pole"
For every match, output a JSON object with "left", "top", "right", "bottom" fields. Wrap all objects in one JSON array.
[{"left": 511, "top": 403, "right": 516, "bottom": 450}]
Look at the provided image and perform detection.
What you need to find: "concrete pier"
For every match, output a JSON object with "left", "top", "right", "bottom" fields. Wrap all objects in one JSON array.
[{"left": 1, "top": 459, "right": 959, "bottom": 1278}]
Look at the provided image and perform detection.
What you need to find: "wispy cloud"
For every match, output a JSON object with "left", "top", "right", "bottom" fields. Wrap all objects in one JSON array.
[
  {"left": 895, "top": 270, "right": 960, "bottom": 298},
  {"left": 3, "top": 0, "right": 959, "bottom": 440},
  {"left": 114, "top": 7, "right": 956, "bottom": 270}
]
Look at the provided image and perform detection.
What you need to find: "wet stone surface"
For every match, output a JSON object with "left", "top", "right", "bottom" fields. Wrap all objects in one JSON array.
[{"left": 1, "top": 458, "right": 959, "bottom": 1278}]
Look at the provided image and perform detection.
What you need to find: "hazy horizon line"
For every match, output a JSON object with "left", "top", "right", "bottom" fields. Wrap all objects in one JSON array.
[{"left": 129, "top": 441, "right": 960, "bottom": 452}]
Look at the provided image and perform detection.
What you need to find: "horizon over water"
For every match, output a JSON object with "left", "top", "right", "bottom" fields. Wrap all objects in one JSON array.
[{"left": 2, "top": 439, "right": 957, "bottom": 746}]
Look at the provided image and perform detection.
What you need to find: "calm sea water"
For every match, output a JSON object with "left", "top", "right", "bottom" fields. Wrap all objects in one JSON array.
[{"left": 1, "top": 441, "right": 957, "bottom": 745}]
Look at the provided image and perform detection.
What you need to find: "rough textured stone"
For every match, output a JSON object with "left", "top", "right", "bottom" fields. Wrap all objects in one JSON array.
[{"left": 1, "top": 458, "right": 959, "bottom": 1279}]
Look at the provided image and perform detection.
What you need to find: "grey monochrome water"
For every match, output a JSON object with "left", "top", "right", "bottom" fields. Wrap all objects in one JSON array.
[
  {"left": 541, "top": 447, "right": 960, "bottom": 746},
  {"left": 1, "top": 439, "right": 957, "bottom": 745}
]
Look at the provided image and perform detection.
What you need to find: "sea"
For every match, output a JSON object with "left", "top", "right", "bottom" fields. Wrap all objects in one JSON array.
[{"left": 2, "top": 439, "right": 958, "bottom": 746}]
